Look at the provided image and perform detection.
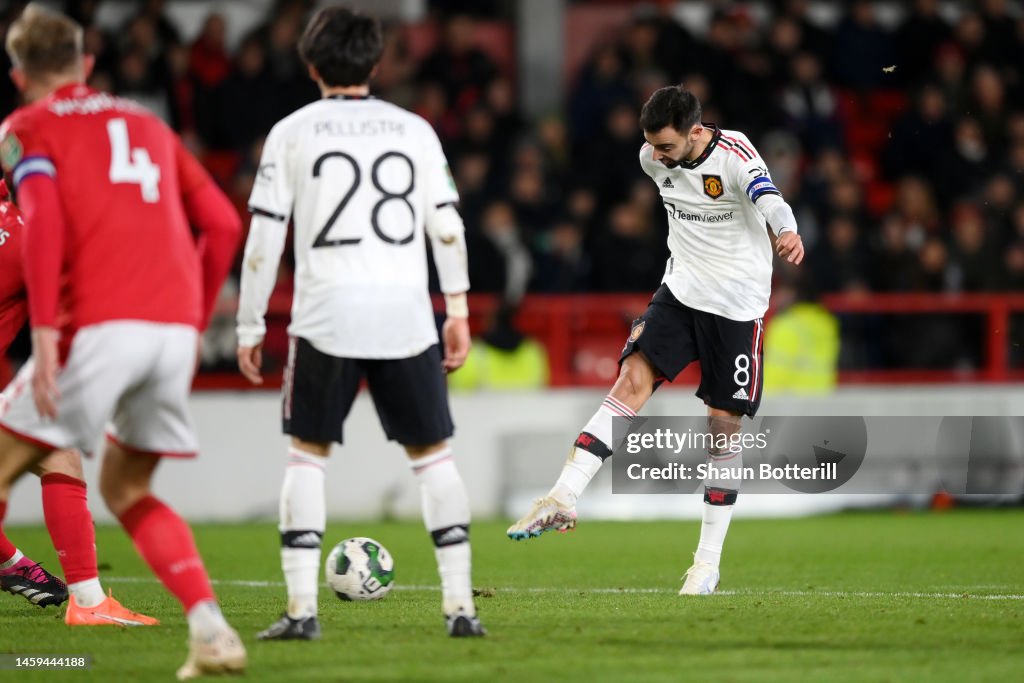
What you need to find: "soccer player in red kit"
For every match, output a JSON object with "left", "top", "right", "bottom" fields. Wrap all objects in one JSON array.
[
  {"left": 0, "top": 5, "right": 244, "bottom": 679},
  {"left": 1, "top": 177, "right": 161, "bottom": 620}
]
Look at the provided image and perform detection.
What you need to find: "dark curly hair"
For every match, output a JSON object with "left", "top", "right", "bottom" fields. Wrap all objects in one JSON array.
[
  {"left": 639, "top": 86, "right": 702, "bottom": 133},
  {"left": 298, "top": 6, "right": 383, "bottom": 88}
]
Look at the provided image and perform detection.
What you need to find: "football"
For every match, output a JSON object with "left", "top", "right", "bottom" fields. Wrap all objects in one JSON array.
[{"left": 325, "top": 537, "right": 396, "bottom": 601}]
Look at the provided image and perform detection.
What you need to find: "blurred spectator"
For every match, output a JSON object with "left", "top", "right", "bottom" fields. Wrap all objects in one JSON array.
[
  {"left": 811, "top": 215, "right": 870, "bottom": 293},
  {"left": 581, "top": 101, "right": 646, "bottom": 210},
  {"left": 447, "top": 306, "right": 550, "bottom": 391},
  {"left": 933, "top": 42, "right": 970, "bottom": 112},
  {"left": 776, "top": 0, "right": 831, "bottom": 62},
  {"left": 978, "top": 0, "right": 1020, "bottom": 71},
  {"left": 766, "top": 15, "right": 804, "bottom": 89},
  {"left": 417, "top": 14, "right": 498, "bottom": 115},
  {"left": 883, "top": 84, "right": 955, "bottom": 188},
  {"left": 569, "top": 44, "right": 633, "bottom": 147},
  {"left": 620, "top": 16, "right": 665, "bottom": 82},
  {"left": 916, "top": 236, "right": 950, "bottom": 291},
  {"left": 894, "top": 0, "right": 952, "bottom": 85},
  {"left": 263, "top": 10, "right": 318, "bottom": 120},
  {"left": 136, "top": 0, "right": 182, "bottom": 51},
  {"left": 872, "top": 215, "right": 921, "bottom": 292},
  {"left": 116, "top": 47, "right": 171, "bottom": 123},
  {"left": 763, "top": 275, "right": 839, "bottom": 394},
  {"left": 947, "top": 202, "right": 997, "bottom": 292},
  {"left": 533, "top": 219, "right": 590, "bottom": 292},
  {"left": 467, "top": 201, "right": 532, "bottom": 303},
  {"left": 452, "top": 152, "right": 492, "bottom": 228},
  {"left": 969, "top": 65, "right": 1011, "bottom": 150},
  {"left": 189, "top": 13, "right": 230, "bottom": 89},
  {"left": 592, "top": 203, "right": 663, "bottom": 291},
  {"left": 891, "top": 176, "right": 941, "bottom": 243},
  {"left": 216, "top": 33, "right": 277, "bottom": 152},
  {"left": 831, "top": 0, "right": 896, "bottom": 90},
  {"left": 1001, "top": 241, "right": 1024, "bottom": 290},
  {"left": 779, "top": 51, "right": 841, "bottom": 154}
]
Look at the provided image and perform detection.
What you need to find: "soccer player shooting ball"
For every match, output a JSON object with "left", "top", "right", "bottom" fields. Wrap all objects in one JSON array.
[{"left": 508, "top": 86, "right": 804, "bottom": 595}]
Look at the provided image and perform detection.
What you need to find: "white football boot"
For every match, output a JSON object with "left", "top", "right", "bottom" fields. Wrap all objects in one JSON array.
[
  {"left": 506, "top": 496, "right": 577, "bottom": 540},
  {"left": 678, "top": 560, "right": 720, "bottom": 595},
  {"left": 176, "top": 626, "right": 247, "bottom": 680}
]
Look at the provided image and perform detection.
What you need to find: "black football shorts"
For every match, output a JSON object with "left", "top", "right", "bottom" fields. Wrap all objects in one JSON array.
[
  {"left": 619, "top": 284, "right": 765, "bottom": 416},
  {"left": 283, "top": 337, "right": 454, "bottom": 446}
]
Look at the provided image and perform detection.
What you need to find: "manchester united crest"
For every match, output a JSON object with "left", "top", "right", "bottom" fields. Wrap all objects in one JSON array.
[
  {"left": 702, "top": 174, "right": 723, "bottom": 199},
  {"left": 628, "top": 321, "right": 645, "bottom": 342}
]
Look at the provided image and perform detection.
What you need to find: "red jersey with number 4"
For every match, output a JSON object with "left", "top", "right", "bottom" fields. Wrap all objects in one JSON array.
[
  {"left": 0, "top": 180, "right": 27, "bottom": 354},
  {"left": 0, "top": 84, "right": 217, "bottom": 335}
]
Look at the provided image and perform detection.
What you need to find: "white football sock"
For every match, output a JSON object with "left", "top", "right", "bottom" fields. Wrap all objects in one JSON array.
[
  {"left": 0, "top": 549, "right": 24, "bottom": 569},
  {"left": 411, "top": 447, "right": 474, "bottom": 616},
  {"left": 187, "top": 600, "right": 230, "bottom": 639},
  {"left": 695, "top": 447, "right": 742, "bottom": 568},
  {"left": 550, "top": 395, "right": 635, "bottom": 506},
  {"left": 279, "top": 448, "right": 327, "bottom": 619},
  {"left": 68, "top": 577, "right": 105, "bottom": 607}
]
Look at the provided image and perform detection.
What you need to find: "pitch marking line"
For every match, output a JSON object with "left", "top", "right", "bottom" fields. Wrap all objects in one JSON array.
[{"left": 101, "top": 577, "right": 1024, "bottom": 601}]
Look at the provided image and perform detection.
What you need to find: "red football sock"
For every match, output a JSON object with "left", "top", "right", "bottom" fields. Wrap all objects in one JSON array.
[
  {"left": 40, "top": 473, "right": 97, "bottom": 584},
  {"left": 118, "top": 495, "right": 215, "bottom": 612},
  {"left": 0, "top": 501, "right": 17, "bottom": 562}
]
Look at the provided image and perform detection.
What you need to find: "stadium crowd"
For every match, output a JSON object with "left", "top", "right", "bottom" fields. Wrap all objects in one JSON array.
[{"left": 1, "top": 0, "right": 1022, "bottom": 370}]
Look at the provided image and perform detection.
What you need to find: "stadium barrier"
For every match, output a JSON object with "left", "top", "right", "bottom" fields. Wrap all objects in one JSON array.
[
  {"left": 196, "top": 292, "right": 1024, "bottom": 390},
  {"left": 6, "top": 385, "right": 1022, "bottom": 525}
]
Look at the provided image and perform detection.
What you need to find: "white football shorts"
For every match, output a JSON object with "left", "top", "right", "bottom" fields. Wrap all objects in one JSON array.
[{"left": 0, "top": 320, "right": 199, "bottom": 457}]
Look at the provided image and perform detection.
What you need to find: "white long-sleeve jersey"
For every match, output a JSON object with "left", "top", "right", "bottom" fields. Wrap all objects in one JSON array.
[
  {"left": 640, "top": 125, "right": 797, "bottom": 321},
  {"left": 236, "top": 95, "right": 468, "bottom": 359}
]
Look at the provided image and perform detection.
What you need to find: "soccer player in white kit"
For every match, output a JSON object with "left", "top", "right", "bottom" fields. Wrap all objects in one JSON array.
[
  {"left": 236, "top": 7, "right": 484, "bottom": 638},
  {"left": 508, "top": 86, "right": 805, "bottom": 595}
]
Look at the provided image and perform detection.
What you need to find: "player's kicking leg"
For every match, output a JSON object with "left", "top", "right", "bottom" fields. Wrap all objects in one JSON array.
[
  {"left": 101, "top": 441, "right": 244, "bottom": 679},
  {"left": 679, "top": 410, "right": 743, "bottom": 596},
  {"left": 408, "top": 441, "right": 485, "bottom": 637},
  {"left": 257, "top": 437, "right": 327, "bottom": 641},
  {"left": 507, "top": 351, "right": 657, "bottom": 540}
]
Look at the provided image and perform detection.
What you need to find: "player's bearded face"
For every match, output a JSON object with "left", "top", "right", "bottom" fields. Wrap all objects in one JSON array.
[{"left": 644, "top": 125, "right": 699, "bottom": 168}]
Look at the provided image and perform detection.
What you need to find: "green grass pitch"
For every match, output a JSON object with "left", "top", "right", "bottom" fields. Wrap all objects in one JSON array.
[{"left": 1, "top": 510, "right": 1022, "bottom": 682}]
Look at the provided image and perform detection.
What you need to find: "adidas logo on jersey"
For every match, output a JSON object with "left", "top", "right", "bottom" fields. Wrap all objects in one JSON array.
[
  {"left": 662, "top": 177, "right": 674, "bottom": 189},
  {"left": 732, "top": 387, "right": 749, "bottom": 400}
]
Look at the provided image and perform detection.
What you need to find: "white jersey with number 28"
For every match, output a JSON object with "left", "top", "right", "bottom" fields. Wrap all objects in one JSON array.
[{"left": 246, "top": 96, "right": 460, "bottom": 358}]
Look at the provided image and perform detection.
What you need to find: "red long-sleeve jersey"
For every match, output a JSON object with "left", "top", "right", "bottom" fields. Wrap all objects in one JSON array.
[
  {"left": 0, "top": 180, "right": 26, "bottom": 354},
  {"left": 0, "top": 84, "right": 241, "bottom": 340}
]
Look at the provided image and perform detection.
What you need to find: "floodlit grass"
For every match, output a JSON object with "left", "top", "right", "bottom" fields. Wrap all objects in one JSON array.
[{"left": 2, "top": 510, "right": 1022, "bottom": 681}]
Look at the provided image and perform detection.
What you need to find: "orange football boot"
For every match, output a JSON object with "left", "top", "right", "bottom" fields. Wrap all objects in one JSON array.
[{"left": 65, "top": 590, "right": 160, "bottom": 626}]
